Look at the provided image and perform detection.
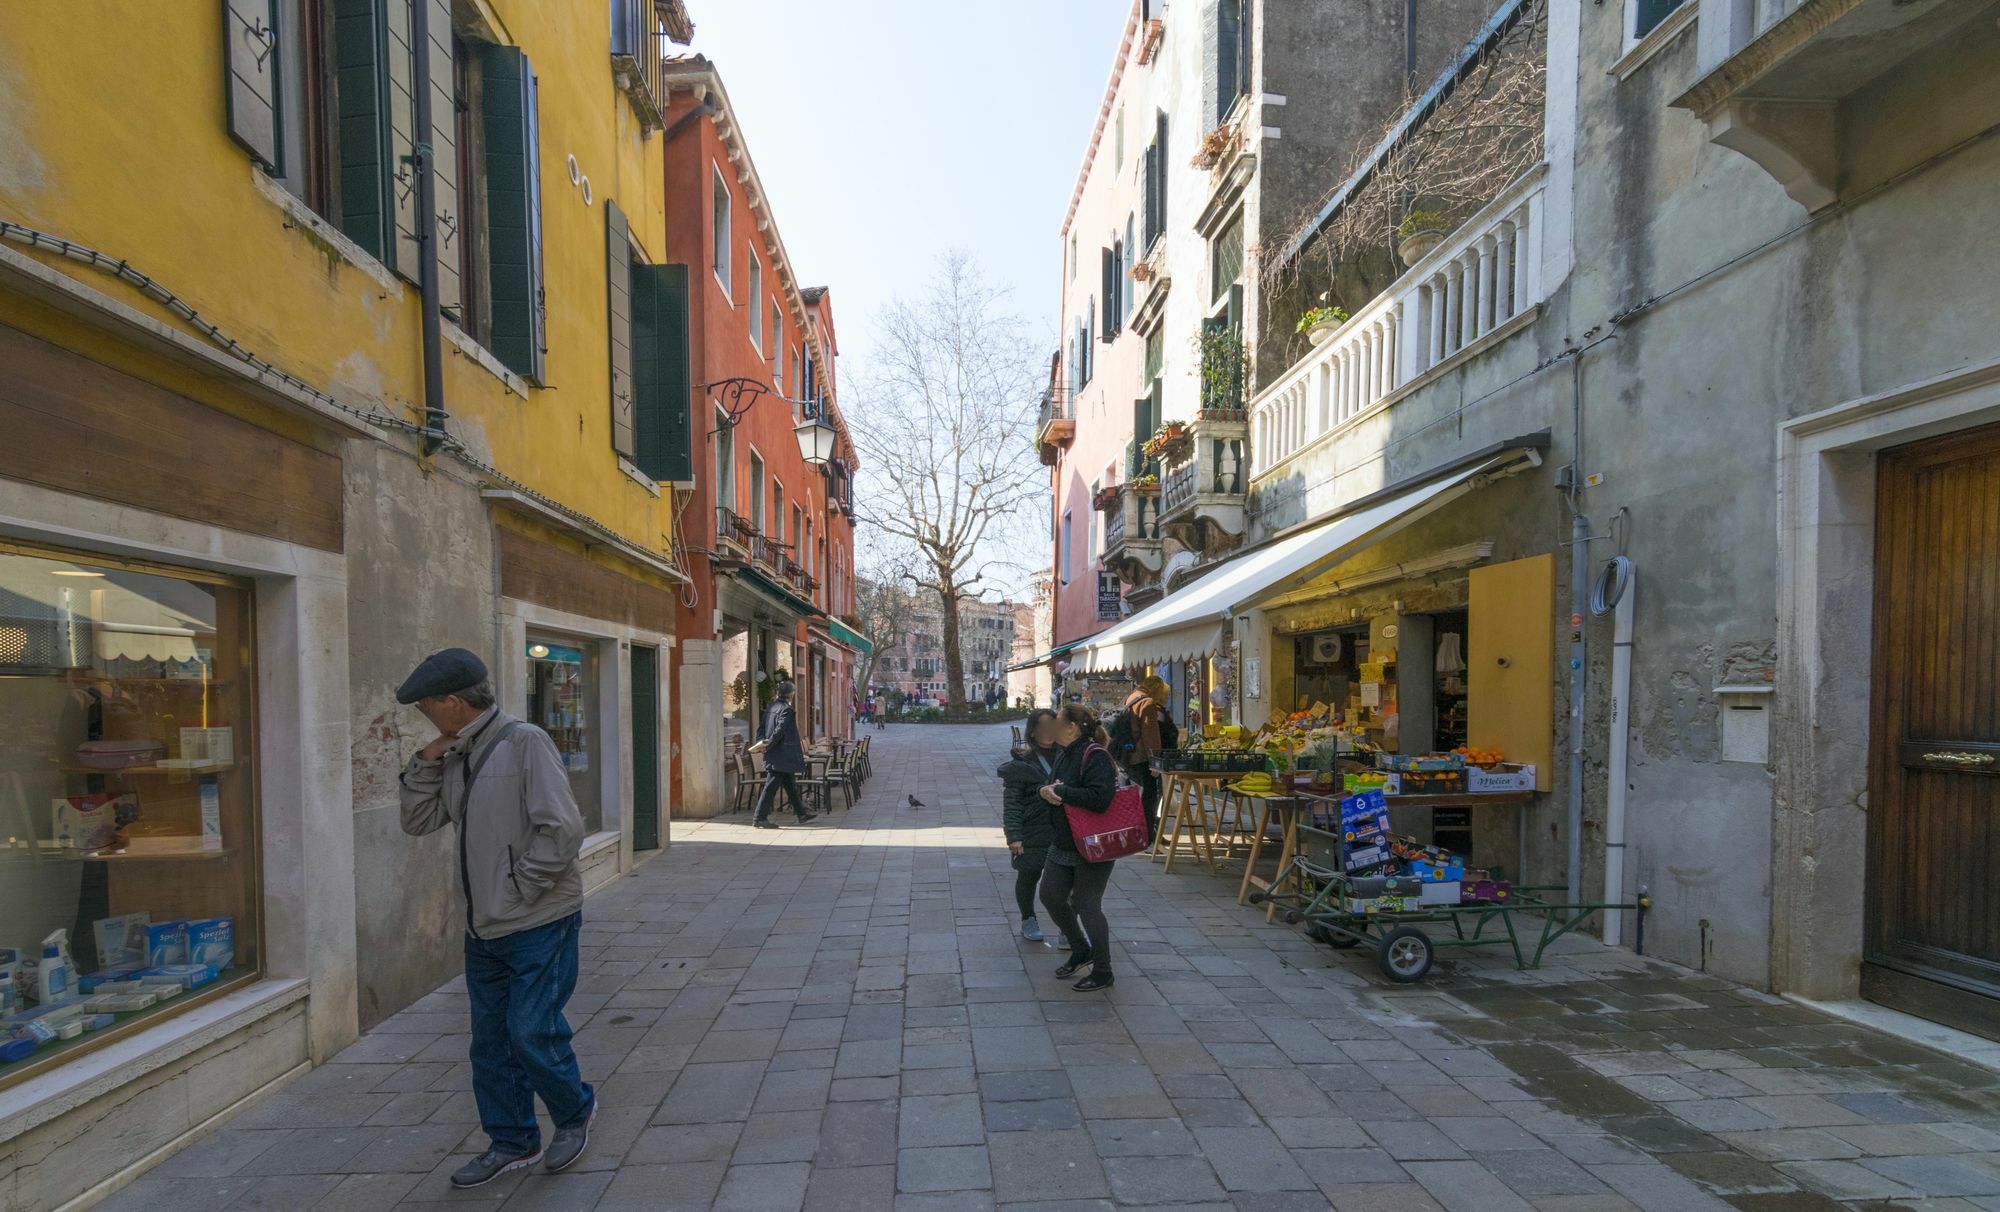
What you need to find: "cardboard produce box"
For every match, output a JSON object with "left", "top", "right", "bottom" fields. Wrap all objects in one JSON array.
[{"left": 1467, "top": 763, "right": 1537, "bottom": 793}]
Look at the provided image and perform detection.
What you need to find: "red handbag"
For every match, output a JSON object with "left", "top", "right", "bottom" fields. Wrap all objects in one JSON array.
[{"left": 1064, "top": 744, "right": 1150, "bottom": 863}]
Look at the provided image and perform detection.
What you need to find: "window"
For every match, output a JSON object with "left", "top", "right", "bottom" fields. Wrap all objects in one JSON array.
[
  {"left": 631, "top": 261, "right": 693, "bottom": 482},
  {"left": 791, "top": 505, "right": 802, "bottom": 560},
  {"left": 1124, "top": 215, "right": 1138, "bottom": 322},
  {"left": 0, "top": 545, "right": 262, "bottom": 1089},
  {"left": 1082, "top": 299, "right": 1096, "bottom": 386},
  {"left": 748, "top": 249, "right": 764, "bottom": 351},
  {"left": 1207, "top": 0, "right": 1251, "bottom": 127},
  {"left": 1088, "top": 480, "right": 1101, "bottom": 564},
  {"left": 1211, "top": 211, "right": 1245, "bottom": 305},
  {"left": 1143, "top": 112, "right": 1169, "bottom": 249},
  {"left": 1060, "top": 509, "right": 1073, "bottom": 584},
  {"left": 1069, "top": 234, "right": 1078, "bottom": 281},
  {"left": 770, "top": 303, "right": 785, "bottom": 386},
  {"left": 773, "top": 482, "right": 786, "bottom": 544},
  {"left": 715, "top": 409, "right": 734, "bottom": 513},
  {"left": 748, "top": 452, "right": 765, "bottom": 529},
  {"left": 1101, "top": 246, "right": 1123, "bottom": 341},
  {"left": 606, "top": 199, "right": 636, "bottom": 461},
  {"left": 476, "top": 43, "right": 547, "bottom": 381},
  {"left": 525, "top": 637, "right": 601, "bottom": 834},
  {"left": 1114, "top": 105, "right": 1125, "bottom": 172},
  {"left": 711, "top": 165, "right": 732, "bottom": 295},
  {"left": 1629, "top": 0, "right": 1688, "bottom": 42}
]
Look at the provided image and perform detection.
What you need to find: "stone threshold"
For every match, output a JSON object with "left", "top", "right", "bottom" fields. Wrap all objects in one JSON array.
[{"left": 1787, "top": 993, "right": 2000, "bottom": 1075}]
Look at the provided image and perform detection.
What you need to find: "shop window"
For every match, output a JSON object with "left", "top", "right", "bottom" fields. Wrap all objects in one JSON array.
[
  {"left": 525, "top": 638, "right": 602, "bottom": 834},
  {"left": 0, "top": 545, "right": 261, "bottom": 1090}
]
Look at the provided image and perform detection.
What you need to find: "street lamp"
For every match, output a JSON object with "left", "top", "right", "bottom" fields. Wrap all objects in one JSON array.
[{"left": 794, "top": 406, "right": 839, "bottom": 465}]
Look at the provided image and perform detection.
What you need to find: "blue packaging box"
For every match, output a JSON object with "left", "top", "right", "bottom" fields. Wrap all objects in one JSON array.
[
  {"left": 186, "top": 917, "right": 234, "bottom": 969},
  {"left": 144, "top": 921, "right": 188, "bottom": 966}
]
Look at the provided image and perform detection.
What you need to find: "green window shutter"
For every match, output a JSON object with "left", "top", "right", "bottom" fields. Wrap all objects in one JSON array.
[
  {"left": 423, "top": 0, "right": 460, "bottom": 317},
  {"left": 482, "top": 43, "right": 546, "bottom": 382},
  {"left": 384, "top": 0, "right": 419, "bottom": 280},
  {"left": 334, "top": 0, "right": 390, "bottom": 259},
  {"left": 223, "top": 0, "right": 283, "bottom": 171},
  {"left": 606, "top": 199, "right": 636, "bottom": 460},
  {"left": 634, "top": 264, "right": 695, "bottom": 482}
]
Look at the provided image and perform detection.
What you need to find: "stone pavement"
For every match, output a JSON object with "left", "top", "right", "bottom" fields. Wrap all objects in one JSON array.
[{"left": 103, "top": 722, "right": 2000, "bottom": 1211}]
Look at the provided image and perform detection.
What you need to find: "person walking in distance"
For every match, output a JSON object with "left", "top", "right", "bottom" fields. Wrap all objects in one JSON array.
[
  {"left": 1037, "top": 704, "right": 1120, "bottom": 992},
  {"left": 998, "top": 708, "right": 1061, "bottom": 943},
  {"left": 751, "top": 680, "right": 817, "bottom": 829},
  {"left": 396, "top": 649, "right": 596, "bottom": 1187},
  {"left": 1107, "top": 674, "right": 1178, "bottom": 844}
]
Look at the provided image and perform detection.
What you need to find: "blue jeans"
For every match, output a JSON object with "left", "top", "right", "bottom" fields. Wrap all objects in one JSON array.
[{"left": 465, "top": 912, "right": 594, "bottom": 1155}]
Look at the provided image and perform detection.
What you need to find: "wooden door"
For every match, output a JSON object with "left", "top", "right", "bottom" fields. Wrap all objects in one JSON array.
[
  {"left": 631, "top": 646, "right": 661, "bottom": 852},
  {"left": 1866, "top": 424, "right": 2000, "bottom": 1039},
  {"left": 1468, "top": 554, "right": 1555, "bottom": 791}
]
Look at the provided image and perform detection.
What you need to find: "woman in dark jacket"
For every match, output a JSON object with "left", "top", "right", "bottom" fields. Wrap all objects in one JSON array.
[
  {"left": 752, "top": 682, "right": 816, "bottom": 829},
  {"left": 1037, "top": 704, "right": 1120, "bottom": 991},
  {"left": 998, "top": 709, "right": 1061, "bottom": 942}
]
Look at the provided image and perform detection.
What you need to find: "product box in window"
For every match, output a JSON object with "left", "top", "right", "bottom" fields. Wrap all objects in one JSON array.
[
  {"left": 51, "top": 794, "right": 134, "bottom": 850},
  {"left": 1466, "top": 763, "right": 1536, "bottom": 793}
]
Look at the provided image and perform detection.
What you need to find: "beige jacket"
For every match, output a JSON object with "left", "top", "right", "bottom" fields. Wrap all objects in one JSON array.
[{"left": 400, "top": 707, "right": 585, "bottom": 940}]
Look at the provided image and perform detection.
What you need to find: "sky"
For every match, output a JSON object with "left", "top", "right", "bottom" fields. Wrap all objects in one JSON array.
[{"left": 679, "top": 0, "right": 1130, "bottom": 366}]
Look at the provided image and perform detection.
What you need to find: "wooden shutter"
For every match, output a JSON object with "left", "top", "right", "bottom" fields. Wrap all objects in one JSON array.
[
  {"left": 606, "top": 199, "right": 636, "bottom": 460},
  {"left": 632, "top": 264, "right": 694, "bottom": 483},
  {"left": 423, "top": 0, "right": 460, "bottom": 317},
  {"left": 223, "top": 0, "right": 283, "bottom": 170},
  {"left": 334, "top": 0, "right": 390, "bottom": 258},
  {"left": 1201, "top": 0, "right": 1222, "bottom": 128},
  {"left": 1214, "top": 0, "right": 1242, "bottom": 125},
  {"left": 1100, "top": 249, "right": 1116, "bottom": 341},
  {"left": 384, "top": 0, "right": 420, "bottom": 280},
  {"left": 1467, "top": 554, "right": 1555, "bottom": 790},
  {"left": 482, "top": 43, "right": 546, "bottom": 381}
]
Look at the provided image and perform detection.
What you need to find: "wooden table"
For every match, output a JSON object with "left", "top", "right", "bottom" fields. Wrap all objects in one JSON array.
[
  {"left": 1152, "top": 769, "right": 1245, "bottom": 873},
  {"left": 1237, "top": 795, "right": 1312, "bottom": 921}
]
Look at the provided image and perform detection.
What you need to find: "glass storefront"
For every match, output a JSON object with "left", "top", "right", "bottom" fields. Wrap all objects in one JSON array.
[
  {"left": 0, "top": 545, "right": 261, "bottom": 1088},
  {"left": 525, "top": 637, "right": 602, "bottom": 835}
]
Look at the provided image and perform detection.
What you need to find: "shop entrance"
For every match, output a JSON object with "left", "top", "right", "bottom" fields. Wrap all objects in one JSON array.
[
  {"left": 525, "top": 635, "right": 602, "bottom": 834},
  {"left": 1865, "top": 424, "right": 2000, "bottom": 1039},
  {"left": 630, "top": 645, "right": 660, "bottom": 852}
]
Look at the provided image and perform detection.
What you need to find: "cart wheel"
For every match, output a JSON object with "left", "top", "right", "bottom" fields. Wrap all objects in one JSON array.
[
  {"left": 1283, "top": 911, "right": 1303, "bottom": 925},
  {"left": 1377, "top": 926, "right": 1434, "bottom": 982}
]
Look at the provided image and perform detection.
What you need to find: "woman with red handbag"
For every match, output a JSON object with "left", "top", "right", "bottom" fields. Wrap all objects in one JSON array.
[{"left": 1036, "top": 705, "right": 1127, "bottom": 992}]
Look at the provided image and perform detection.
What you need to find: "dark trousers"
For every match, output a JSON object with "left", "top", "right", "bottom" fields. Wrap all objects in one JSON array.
[
  {"left": 465, "top": 912, "right": 594, "bottom": 1155},
  {"left": 1040, "top": 857, "right": 1113, "bottom": 969},
  {"left": 1013, "top": 860, "right": 1043, "bottom": 921},
  {"left": 1133, "top": 766, "right": 1162, "bottom": 843},
  {"left": 754, "top": 770, "right": 808, "bottom": 822}
]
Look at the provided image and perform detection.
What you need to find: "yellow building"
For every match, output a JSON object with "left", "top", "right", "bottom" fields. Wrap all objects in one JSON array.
[{"left": 0, "top": 2, "right": 694, "bottom": 1204}]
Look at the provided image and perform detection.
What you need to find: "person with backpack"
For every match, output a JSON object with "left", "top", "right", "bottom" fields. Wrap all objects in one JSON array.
[
  {"left": 1107, "top": 674, "right": 1178, "bottom": 844},
  {"left": 998, "top": 708, "right": 1061, "bottom": 942},
  {"left": 1036, "top": 704, "right": 1121, "bottom": 992}
]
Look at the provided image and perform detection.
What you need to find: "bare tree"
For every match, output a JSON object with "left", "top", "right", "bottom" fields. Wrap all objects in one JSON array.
[
  {"left": 850, "top": 254, "right": 1043, "bottom": 715},
  {"left": 852, "top": 556, "right": 920, "bottom": 694}
]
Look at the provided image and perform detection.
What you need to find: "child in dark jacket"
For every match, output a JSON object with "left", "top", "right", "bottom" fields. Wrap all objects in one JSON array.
[{"left": 998, "top": 708, "right": 1062, "bottom": 942}]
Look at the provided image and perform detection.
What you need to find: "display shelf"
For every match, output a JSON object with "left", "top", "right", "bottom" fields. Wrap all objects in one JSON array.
[
  {"left": 61, "top": 761, "right": 239, "bottom": 776},
  {"left": 15, "top": 839, "right": 236, "bottom": 861},
  {"left": 1382, "top": 791, "right": 1536, "bottom": 808}
]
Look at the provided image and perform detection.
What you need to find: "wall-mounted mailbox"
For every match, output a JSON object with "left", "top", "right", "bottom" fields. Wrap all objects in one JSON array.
[{"left": 1717, "top": 684, "right": 1774, "bottom": 764}]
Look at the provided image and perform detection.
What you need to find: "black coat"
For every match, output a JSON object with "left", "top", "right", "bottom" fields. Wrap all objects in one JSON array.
[
  {"left": 998, "top": 743, "right": 1060, "bottom": 867},
  {"left": 1045, "top": 737, "right": 1118, "bottom": 859},
  {"left": 1107, "top": 703, "right": 1179, "bottom": 773},
  {"left": 758, "top": 700, "right": 807, "bottom": 774}
]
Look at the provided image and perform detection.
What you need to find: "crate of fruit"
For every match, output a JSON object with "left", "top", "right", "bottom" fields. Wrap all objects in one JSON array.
[{"left": 1385, "top": 769, "right": 1467, "bottom": 796}]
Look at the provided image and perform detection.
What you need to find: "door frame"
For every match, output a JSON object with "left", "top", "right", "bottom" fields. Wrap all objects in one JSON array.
[
  {"left": 630, "top": 644, "right": 662, "bottom": 851},
  {"left": 1774, "top": 355, "right": 2000, "bottom": 1011}
]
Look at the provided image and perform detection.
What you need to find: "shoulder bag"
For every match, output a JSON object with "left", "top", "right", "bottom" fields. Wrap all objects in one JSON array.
[{"left": 1063, "top": 743, "right": 1150, "bottom": 863}]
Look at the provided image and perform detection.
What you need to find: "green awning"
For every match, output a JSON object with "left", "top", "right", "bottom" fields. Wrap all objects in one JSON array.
[
  {"left": 826, "top": 617, "right": 873, "bottom": 655},
  {"left": 732, "top": 567, "right": 823, "bottom": 621},
  {"left": 1007, "top": 640, "right": 1078, "bottom": 673}
]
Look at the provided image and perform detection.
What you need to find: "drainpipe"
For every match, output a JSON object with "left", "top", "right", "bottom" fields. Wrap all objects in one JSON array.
[
  {"left": 412, "top": 0, "right": 446, "bottom": 455},
  {"left": 1564, "top": 354, "right": 1589, "bottom": 908},
  {"left": 1594, "top": 556, "right": 1635, "bottom": 943}
]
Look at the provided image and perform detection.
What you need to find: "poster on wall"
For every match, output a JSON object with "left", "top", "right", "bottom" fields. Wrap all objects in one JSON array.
[{"left": 1244, "top": 656, "right": 1261, "bottom": 699}]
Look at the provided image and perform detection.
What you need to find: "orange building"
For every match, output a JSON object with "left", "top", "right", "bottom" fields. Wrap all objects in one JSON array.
[{"left": 659, "top": 57, "right": 862, "bottom": 817}]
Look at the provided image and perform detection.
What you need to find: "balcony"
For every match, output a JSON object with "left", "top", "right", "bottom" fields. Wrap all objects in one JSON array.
[
  {"left": 1673, "top": 0, "right": 1996, "bottom": 213},
  {"left": 609, "top": 2, "right": 671, "bottom": 131},
  {"left": 1252, "top": 164, "right": 1549, "bottom": 471},
  {"left": 716, "top": 506, "right": 755, "bottom": 556},
  {"left": 1157, "top": 410, "right": 1251, "bottom": 556},
  {"left": 1101, "top": 481, "right": 1164, "bottom": 589},
  {"left": 1035, "top": 389, "right": 1074, "bottom": 467}
]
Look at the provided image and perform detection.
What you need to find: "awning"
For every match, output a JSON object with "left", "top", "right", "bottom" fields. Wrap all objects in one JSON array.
[
  {"left": 0, "top": 563, "right": 217, "bottom": 667},
  {"left": 826, "top": 617, "right": 873, "bottom": 655},
  {"left": 1072, "top": 448, "right": 1540, "bottom": 673},
  {"left": 722, "top": 566, "right": 824, "bottom": 623},
  {"left": 1007, "top": 639, "right": 1078, "bottom": 673}
]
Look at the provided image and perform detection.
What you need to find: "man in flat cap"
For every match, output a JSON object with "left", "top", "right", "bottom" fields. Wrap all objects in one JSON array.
[{"left": 397, "top": 648, "right": 595, "bottom": 1187}]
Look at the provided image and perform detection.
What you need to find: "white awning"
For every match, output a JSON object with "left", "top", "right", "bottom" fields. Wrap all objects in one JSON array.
[{"left": 1072, "top": 451, "right": 1537, "bottom": 673}]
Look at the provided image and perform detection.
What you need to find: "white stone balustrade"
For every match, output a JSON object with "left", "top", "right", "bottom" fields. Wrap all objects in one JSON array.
[{"left": 1252, "top": 164, "right": 1549, "bottom": 469}]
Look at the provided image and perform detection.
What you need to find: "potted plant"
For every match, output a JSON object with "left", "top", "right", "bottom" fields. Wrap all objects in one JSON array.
[
  {"left": 1141, "top": 421, "right": 1192, "bottom": 462},
  {"left": 1397, "top": 210, "right": 1451, "bottom": 265},
  {"left": 1191, "top": 123, "right": 1237, "bottom": 169},
  {"left": 1129, "top": 473, "right": 1161, "bottom": 492},
  {"left": 1296, "top": 305, "right": 1351, "bottom": 347},
  {"left": 1093, "top": 484, "right": 1123, "bottom": 512}
]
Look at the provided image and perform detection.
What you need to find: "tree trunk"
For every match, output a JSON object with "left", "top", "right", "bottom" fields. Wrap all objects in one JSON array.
[{"left": 937, "top": 569, "right": 967, "bottom": 715}]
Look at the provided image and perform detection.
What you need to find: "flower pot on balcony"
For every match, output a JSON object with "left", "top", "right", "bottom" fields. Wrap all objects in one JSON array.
[
  {"left": 1307, "top": 319, "right": 1344, "bottom": 347},
  {"left": 1398, "top": 228, "right": 1447, "bottom": 266}
]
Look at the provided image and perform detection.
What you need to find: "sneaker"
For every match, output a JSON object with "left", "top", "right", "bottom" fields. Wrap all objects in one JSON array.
[
  {"left": 450, "top": 1146, "right": 543, "bottom": 1189},
  {"left": 1072, "top": 968, "right": 1115, "bottom": 993},
  {"left": 753, "top": 819, "right": 781, "bottom": 830},
  {"left": 1020, "top": 917, "right": 1044, "bottom": 943},
  {"left": 1055, "top": 949, "right": 1093, "bottom": 980},
  {"left": 545, "top": 1100, "right": 596, "bottom": 1173},
  {"left": 794, "top": 812, "right": 819, "bottom": 823}
]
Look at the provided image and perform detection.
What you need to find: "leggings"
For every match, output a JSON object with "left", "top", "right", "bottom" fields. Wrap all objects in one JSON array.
[
  {"left": 1014, "top": 862, "right": 1043, "bottom": 921},
  {"left": 1039, "top": 858, "right": 1113, "bottom": 969}
]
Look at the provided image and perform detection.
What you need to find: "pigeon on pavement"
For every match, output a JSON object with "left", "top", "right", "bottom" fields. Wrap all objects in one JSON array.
[{"left": 908, "top": 795, "right": 924, "bottom": 809}]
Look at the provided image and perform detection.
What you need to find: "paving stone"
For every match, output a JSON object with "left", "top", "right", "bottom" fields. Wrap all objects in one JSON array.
[
  {"left": 1192, "top": 1124, "right": 1316, "bottom": 1191},
  {"left": 1363, "top": 1119, "right": 1472, "bottom": 1161},
  {"left": 626, "top": 1121, "right": 743, "bottom": 1164},
  {"left": 1778, "top": 1159, "right": 1923, "bottom": 1200},
  {"left": 901, "top": 1093, "right": 986, "bottom": 1148},
  {"left": 1405, "top": 1160, "right": 1540, "bottom": 1212},
  {"left": 980, "top": 1069, "right": 1073, "bottom": 1102},
  {"left": 1103, "top": 1154, "right": 1229, "bottom": 1204},
  {"left": 899, "top": 1145, "right": 993, "bottom": 1193},
  {"left": 1716, "top": 1129, "right": 1865, "bottom": 1161},
  {"left": 1322, "top": 1181, "right": 1450, "bottom": 1212},
  {"left": 714, "top": 1161, "right": 811, "bottom": 1211},
  {"left": 1293, "top": 1147, "right": 1413, "bottom": 1187},
  {"left": 1436, "top": 1116, "right": 1549, "bottom": 1151},
  {"left": 804, "top": 1163, "right": 897, "bottom": 1210},
  {"left": 655, "top": 1060, "right": 767, "bottom": 1124},
  {"left": 735, "top": 1109, "right": 826, "bottom": 1164},
  {"left": 988, "top": 1128, "right": 1110, "bottom": 1202},
  {"left": 1586, "top": 1163, "right": 1739, "bottom": 1212},
  {"left": 1268, "top": 1114, "right": 1371, "bottom": 1149},
  {"left": 1829, "top": 1123, "right": 1977, "bottom": 1155},
  {"left": 985, "top": 1097, "right": 1083, "bottom": 1132},
  {"left": 1858, "top": 1156, "right": 2000, "bottom": 1197}
]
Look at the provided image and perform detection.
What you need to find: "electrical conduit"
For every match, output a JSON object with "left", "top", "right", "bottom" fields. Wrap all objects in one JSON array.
[{"left": 1592, "top": 555, "right": 1635, "bottom": 945}]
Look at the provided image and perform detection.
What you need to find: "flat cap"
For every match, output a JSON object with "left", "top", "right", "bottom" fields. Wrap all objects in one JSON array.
[{"left": 396, "top": 647, "right": 489, "bottom": 704}]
